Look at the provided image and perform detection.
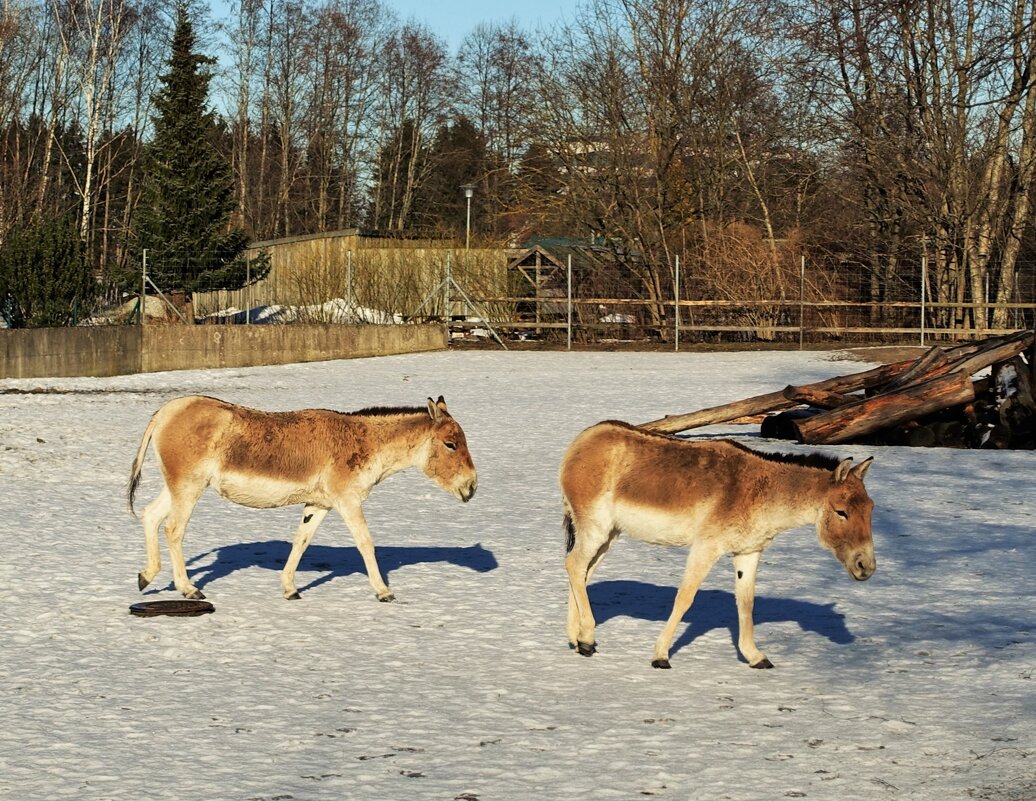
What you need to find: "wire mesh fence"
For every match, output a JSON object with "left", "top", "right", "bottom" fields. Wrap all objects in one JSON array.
[{"left": 97, "top": 237, "right": 1036, "bottom": 347}]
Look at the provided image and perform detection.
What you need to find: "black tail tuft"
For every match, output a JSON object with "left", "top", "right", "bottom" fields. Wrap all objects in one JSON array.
[
  {"left": 564, "top": 514, "right": 575, "bottom": 553},
  {"left": 127, "top": 471, "right": 141, "bottom": 517}
]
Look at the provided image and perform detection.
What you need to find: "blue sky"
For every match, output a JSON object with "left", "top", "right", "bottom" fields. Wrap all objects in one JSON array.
[
  {"left": 208, "top": 0, "right": 581, "bottom": 53},
  {"left": 388, "top": 0, "right": 579, "bottom": 49}
]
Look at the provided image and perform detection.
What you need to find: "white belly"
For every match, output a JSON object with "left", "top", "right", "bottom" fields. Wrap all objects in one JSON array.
[
  {"left": 212, "top": 472, "right": 320, "bottom": 509},
  {"left": 613, "top": 499, "right": 716, "bottom": 547}
]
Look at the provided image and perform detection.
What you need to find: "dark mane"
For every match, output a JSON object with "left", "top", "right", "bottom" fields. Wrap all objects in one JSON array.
[
  {"left": 346, "top": 405, "right": 428, "bottom": 418},
  {"left": 601, "top": 420, "right": 842, "bottom": 471},
  {"left": 601, "top": 420, "right": 672, "bottom": 438},
  {"left": 727, "top": 440, "right": 842, "bottom": 471}
]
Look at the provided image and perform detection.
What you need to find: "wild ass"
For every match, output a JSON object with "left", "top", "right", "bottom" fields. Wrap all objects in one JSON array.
[
  {"left": 560, "top": 421, "right": 875, "bottom": 669},
  {"left": 129, "top": 395, "right": 477, "bottom": 602}
]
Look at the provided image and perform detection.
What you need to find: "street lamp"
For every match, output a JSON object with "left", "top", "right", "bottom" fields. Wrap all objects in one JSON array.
[{"left": 461, "top": 183, "right": 475, "bottom": 252}]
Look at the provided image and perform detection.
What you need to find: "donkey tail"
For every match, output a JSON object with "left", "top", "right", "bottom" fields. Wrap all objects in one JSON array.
[
  {"left": 564, "top": 512, "right": 576, "bottom": 553},
  {"left": 128, "top": 409, "right": 162, "bottom": 517}
]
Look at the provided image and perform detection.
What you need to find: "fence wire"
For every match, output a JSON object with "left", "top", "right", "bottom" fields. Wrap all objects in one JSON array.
[{"left": 97, "top": 245, "right": 1036, "bottom": 346}]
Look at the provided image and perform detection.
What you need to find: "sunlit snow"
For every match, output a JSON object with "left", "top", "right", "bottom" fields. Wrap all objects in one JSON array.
[{"left": 0, "top": 349, "right": 1032, "bottom": 800}]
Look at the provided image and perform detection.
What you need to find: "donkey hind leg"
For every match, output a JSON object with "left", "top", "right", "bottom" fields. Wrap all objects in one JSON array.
[
  {"left": 732, "top": 551, "right": 772, "bottom": 669},
  {"left": 336, "top": 501, "right": 394, "bottom": 601},
  {"left": 163, "top": 484, "right": 207, "bottom": 600},
  {"left": 280, "top": 505, "right": 329, "bottom": 599},
  {"left": 566, "top": 527, "right": 619, "bottom": 655},
  {"left": 651, "top": 542, "right": 724, "bottom": 669},
  {"left": 137, "top": 487, "right": 172, "bottom": 591},
  {"left": 565, "top": 516, "right": 614, "bottom": 656}
]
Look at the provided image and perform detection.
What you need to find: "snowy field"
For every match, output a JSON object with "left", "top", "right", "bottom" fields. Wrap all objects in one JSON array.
[{"left": 0, "top": 349, "right": 1033, "bottom": 801}]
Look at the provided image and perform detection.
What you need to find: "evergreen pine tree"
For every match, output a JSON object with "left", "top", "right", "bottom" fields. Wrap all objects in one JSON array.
[{"left": 131, "top": 3, "right": 267, "bottom": 301}]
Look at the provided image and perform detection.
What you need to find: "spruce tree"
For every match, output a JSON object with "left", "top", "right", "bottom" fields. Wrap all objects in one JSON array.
[{"left": 131, "top": 3, "right": 267, "bottom": 302}]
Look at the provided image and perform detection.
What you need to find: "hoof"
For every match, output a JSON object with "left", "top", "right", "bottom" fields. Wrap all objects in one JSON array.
[
  {"left": 285, "top": 591, "right": 301, "bottom": 600},
  {"left": 651, "top": 659, "right": 671, "bottom": 670},
  {"left": 577, "top": 641, "right": 596, "bottom": 657},
  {"left": 378, "top": 593, "right": 396, "bottom": 603},
  {"left": 137, "top": 573, "right": 150, "bottom": 592},
  {"left": 184, "top": 589, "right": 206, "bottom": 601},
  {"left": 750, "top": 658, "right": 775, "bottom": 669}
]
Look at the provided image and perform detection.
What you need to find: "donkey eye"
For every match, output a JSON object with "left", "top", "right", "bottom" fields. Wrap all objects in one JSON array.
[
  {"left": 444, "top": 441, "right": 457, "bottom": 451},
  {"left": 835, "top": 510, "right": 849, "bottom": 520}
]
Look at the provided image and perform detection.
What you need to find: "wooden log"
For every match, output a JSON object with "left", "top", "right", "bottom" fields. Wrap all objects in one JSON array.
[
  {"left": 937, "top": 330, "right": 1034, "bottom": 380},
  {"left": 640, "top": 358, "right": 915, "bottom": 433},
  {"left": 793, "top": 370, "right": 976, "bottom": 445},
  {"left": 781, "top": 385, "right": 857, "bottom": 409},
  {"left": 877, "top": 332, "right": 1030, "bottom": 391},
  {"left": 882, "top": 346, "right": 950, "bottom": 391}
]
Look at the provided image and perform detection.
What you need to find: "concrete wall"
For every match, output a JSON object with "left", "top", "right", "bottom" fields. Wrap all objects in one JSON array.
[
  {"left": 0, "top": 324, "right": 447, "bottom": 379},
  {"left": 0, "top": 326, "right": 141, "bottom": 378}
]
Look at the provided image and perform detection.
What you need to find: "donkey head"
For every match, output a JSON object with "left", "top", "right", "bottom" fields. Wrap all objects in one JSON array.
[
  {"left": 421, "top": 396, "right": 478, "bottom": 503},
  {"left": 817, "top": 457, "right": 876, "bottom": 581}
]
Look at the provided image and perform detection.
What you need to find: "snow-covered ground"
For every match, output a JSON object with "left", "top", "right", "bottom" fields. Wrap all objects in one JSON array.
[{"left": 0, "top": 350, "right": 1032, "bottom": 801}]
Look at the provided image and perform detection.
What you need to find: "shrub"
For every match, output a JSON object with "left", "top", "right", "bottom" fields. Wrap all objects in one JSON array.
[{"left": 0, "top": 216, "right": 97, "bottom": 328}]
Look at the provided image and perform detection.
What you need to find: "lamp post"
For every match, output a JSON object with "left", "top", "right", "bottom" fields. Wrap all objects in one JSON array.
[{"left": 461, "top": 183, "right": 475, "bottom": 252}]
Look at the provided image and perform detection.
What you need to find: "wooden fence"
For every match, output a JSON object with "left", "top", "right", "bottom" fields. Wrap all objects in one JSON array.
[{"left": 164, "top": 232, "right": 1036, "bottom": 346}]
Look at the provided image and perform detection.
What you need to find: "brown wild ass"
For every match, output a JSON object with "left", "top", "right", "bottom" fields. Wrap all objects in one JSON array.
[
  {"left": 129, "top": 395, "right": 477, "bottom": 602},
  {"left": 561, "top": 421, "right": 875, "bottom": 669}
]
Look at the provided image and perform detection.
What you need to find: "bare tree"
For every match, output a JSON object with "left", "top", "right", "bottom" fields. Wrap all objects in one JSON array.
[
  {"left": 531, "top": 0, "right": 783, "bottom": 332},
  {"left": 790, "top": 0, "right": 1036, "bottom": 334},
  {"left": 369, "top": 22, "right": 450, "bottom": 231},
  {"left": 0, "top": 2, "right": 50, "bottom": 238},
  {"left": 455, "top": 20, "right": 536, "bottom": 233},
  {"left": 303, "top": 0, "right": 388, "bottom": 230},
  {"left": 50, "top": 0, "right": 137, "bottom": 248}
]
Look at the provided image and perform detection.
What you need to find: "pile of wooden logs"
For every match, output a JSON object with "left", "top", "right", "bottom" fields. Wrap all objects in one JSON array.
[{"left": 640, "top": 330, "right": 1036, "bottom": 449}]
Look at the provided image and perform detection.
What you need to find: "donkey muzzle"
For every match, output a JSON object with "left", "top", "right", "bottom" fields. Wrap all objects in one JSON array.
[{"left": 846, "top": 549, "right": 876, "bottom": 581}]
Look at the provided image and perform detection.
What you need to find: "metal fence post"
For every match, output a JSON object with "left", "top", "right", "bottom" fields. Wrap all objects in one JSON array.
[
  {"left": 674, "top": 254, "right": 680, "bottom": 352},
  {"left": 141, "top": 249, "right": 147, "bottom": 326},
  {"left": 920, "top": 253, "right": 927, "bottom": 346},
  {"left": 347, "top": 249, "right": 354, "bottom": 311},
  {"left": 799, "top": 253, "right": 805, "bottom": 350},
  {"left": 567, "top": 254, "right": 573, "bottom": 351},
  {"left": 245, "top": 252, "right": 251, "bottom": 325},
  {"left": 444, "top": 253, "right": 452, "bottom": 320}
]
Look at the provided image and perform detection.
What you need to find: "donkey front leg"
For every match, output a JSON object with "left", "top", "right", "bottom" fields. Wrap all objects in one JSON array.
[
  {"left": 652, "top": 542, "right": 723, "bottom": 669},
  {"left": 732, "top": 551, "right": 772, "bottom": 668},
  {"left": 336, "top": 501, "right": 394, "bottom": 601},
  {"left": 280, "top": 505, "right": 329, "bottom": 599}
]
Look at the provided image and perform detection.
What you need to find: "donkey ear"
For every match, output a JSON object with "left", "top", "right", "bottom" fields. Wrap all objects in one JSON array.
[
  {"left": 435, "top": 395, "right": 448, "bottom": 413},
  {"left": 426, "top": 397, "right": 444, "bottom": 423},
  {"left": 851, "top": 456, "right": 874, "bottom": 481},
  {"left": 834, "top": 458, "right": 854, "bottom": 483}
]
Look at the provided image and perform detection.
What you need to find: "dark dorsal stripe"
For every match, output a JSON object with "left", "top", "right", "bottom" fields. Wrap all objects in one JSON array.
[
  {"left": 602, "top": 420, "right": 841, "bottom": 472},
  {"left": 346, "top": 406, "right": 429, "bottom": 418},
  {"left": 726, "top": 440, "right": 842, "bottom": 471}
]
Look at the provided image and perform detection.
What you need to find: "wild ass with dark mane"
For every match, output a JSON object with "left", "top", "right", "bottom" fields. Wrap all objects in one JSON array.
[
  {"left": 129, "top": 395, "right": 477, "bottom": 602},
  {"left": 560, "top": 421, "right": 875, "bottom": 669}
]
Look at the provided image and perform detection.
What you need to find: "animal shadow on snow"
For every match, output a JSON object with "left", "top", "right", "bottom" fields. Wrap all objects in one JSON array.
[
  {"left": 588, "top": 580, "right": 853, "bottom": 662},
  {"left": 154, "top": 540, "right": 499, "bottom": 595}
]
